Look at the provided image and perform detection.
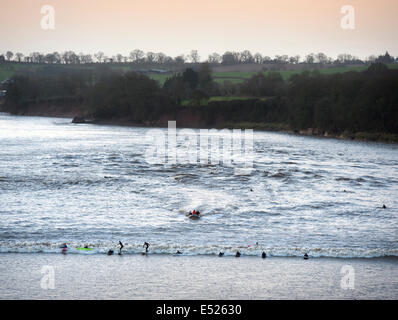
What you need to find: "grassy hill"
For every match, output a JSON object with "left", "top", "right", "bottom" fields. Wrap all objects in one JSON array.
[
  {"left": 150, "top": 64, "right": 398, "bottom": 84},
  {"left": 1, "top": 62, "right": 398, "bottom": 84}
]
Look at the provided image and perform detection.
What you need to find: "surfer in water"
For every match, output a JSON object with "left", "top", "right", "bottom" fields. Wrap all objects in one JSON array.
[
  {"left": 118, "top": 241, "right": 124, "bottom": 255},
  {"left": 143, "top": 242, "right": 150, "bottom": 253},
  {"left": 262, "top": 251, "right": 266, "bottom": 259},
  {"left": 304, "top": 253, "right": 309, "bottom": 260},
  {"left": 61, "top": 243, "right": 68, "bottom": 254}
]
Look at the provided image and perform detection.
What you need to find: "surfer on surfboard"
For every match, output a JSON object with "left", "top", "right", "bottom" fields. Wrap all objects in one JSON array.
[{"left": 118, "top": 241, "right": 124, "bottom": 255}]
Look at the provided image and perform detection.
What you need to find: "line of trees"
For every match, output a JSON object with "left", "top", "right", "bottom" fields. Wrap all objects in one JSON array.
[{"left": 0, "top": 49, "right": 395, "bottom": 66}]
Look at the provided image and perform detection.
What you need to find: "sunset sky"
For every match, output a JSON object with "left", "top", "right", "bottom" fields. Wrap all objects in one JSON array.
[{"left": 1, "top": 0, "right": 397, "bottom": 60}]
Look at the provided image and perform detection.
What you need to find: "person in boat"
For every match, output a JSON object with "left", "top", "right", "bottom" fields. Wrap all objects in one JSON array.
[
  {"left": 118, "top": 241, "right": 124, "bottom": 255},
  {"left": 143, "top": 242, "right": 150, "bottom": 253},
  {"left": 191, "top": 210, "right": 200, "bottom": 216}
]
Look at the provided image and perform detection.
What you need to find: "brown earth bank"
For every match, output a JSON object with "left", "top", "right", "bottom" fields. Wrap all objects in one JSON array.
[
  {"left": 2, "top": 103, "right": 398, "bottom": 144},
  {"left": 88, "top": 116, "right": 398, "bottom": 144},
  {"left": 86, "top": 121, "right": 398, "bottom": 144}
]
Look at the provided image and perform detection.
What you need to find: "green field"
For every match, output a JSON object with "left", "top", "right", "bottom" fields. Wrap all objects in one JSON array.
[
  {"left": 0, "top": 63, "right": 173, "bottom": 84},
  {"left": 147, "top": 64, "right": 398, "bottom": 85},
  {"left": 147, "top": 73, "right": 172, "bottom": 84},
  {"left": 0, "top": 70, "right": 14, "bottom": 82},
  {"left": 212, "top": 65, "right": 398, "bottom": 83},
  {"left": 209, "top": 96, "right": 266, "bottom": 102},
  {"left": 181, "top": 96, "right": 267, "bottom": 106},
  {"left": 1, "top": 63, "right": 397, "bottom": 84}
]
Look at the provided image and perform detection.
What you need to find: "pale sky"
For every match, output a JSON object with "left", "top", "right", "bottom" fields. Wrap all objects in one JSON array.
[{"left": 1, "top": 0, "right": 397, "bottom": 60}]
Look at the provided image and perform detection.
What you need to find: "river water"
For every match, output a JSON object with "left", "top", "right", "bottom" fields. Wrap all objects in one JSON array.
[{"left": 0, "top": 113, "right": 397, "bottom": 258}]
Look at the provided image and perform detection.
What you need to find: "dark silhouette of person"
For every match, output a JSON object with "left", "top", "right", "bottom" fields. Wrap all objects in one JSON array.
[
  {"left": 218, "top": 252, "right": 224, "bottom": 257},
  {"left": 118, "top": 241, "right": 124, "bottom": 255},
  {"left": 176, "top": 250, "right": 182, "bottom": 254},
  {"left": 382, "top": 204, "right": 387, "bottom": 209},
  {"left": 235, "top": 251, "right": 241, "bottom": 257},
  {"left": 262, "top": 251, "right": 266, "bottom": 259},
  {"left": 143, "top": 242, "right": 150, "bottom": 253},
  {"left": 107, "top": 249, "right": 114, "bottom": 255},
  {"left": 304, "top": 253, "right": 309, "bottom": 260}
]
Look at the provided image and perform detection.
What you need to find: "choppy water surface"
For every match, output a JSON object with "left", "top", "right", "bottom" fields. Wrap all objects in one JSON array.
[{"left": 0, "top": 113, "right": 397, "bottom": 258}]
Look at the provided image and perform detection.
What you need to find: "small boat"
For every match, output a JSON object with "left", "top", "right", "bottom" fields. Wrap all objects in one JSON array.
[
  {"left": 186, "top": 211, "right": 201, "bottom": 219},
  {"left": 186, "top": 210, "right": 201, "bottom": 220}
]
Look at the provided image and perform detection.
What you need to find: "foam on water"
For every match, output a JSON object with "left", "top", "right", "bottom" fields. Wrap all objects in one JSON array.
[
  {"left": 0, "top": 114, "right": 397, "bottom": 259},
  {"left": 0, "top": 241, "right": 397, "bottom": 258}
]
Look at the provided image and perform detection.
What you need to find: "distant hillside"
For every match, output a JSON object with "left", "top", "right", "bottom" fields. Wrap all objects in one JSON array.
[
  {"left": 1, "top": 61, "right": 397, "bottom": 85},
  {"left": 2, "top": 63, "right": 398, "bottom": 143}
]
